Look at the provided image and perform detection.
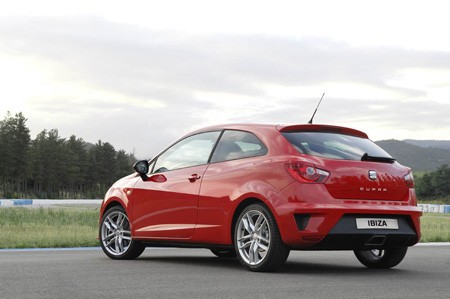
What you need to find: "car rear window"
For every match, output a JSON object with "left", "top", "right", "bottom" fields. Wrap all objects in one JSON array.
[{"left": 281, "top": 132, "right": 393, "bottom": 161}]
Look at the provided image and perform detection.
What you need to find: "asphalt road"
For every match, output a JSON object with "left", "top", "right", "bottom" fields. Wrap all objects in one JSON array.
[{"left": 1, "top": 245, "right": 448, "bottom": 299}]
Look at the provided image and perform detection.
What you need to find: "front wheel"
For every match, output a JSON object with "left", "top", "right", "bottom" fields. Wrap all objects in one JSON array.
[
  {"left": 354, "top": 247, "right": 408, "bottom": 269},
  {"left": 234, "top": 203, "right": 290, "bottom": 272},
  {"left": 100, "top": 206, "right": 145, "bottom": 260}
]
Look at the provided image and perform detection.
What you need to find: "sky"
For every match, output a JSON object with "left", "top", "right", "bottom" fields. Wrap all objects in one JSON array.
[{"left": 1, "top": 0, "right": 449, "bottom": 158}]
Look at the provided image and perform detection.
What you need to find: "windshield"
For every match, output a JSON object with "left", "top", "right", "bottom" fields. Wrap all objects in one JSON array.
[{"left": 281, "top": 132, "right": 394, "bottom": 161}]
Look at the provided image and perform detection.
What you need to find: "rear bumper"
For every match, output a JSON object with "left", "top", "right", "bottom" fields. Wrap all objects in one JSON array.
[
  {"left": 271, "top": 183, "right": 422, "bottom": 249},
  {"left": 303, "top": 214, "right": 418, "bottom": 250}
]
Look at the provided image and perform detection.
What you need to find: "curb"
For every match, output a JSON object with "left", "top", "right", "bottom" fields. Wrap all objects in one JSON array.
[
  {"left": 415, "top": 242, "right": 450, "bottom": 246},
  {"left": 0, "top": 199, "right": 102, "bottom": 207},
  {"left": 0, "top": 199, "right": 33, "bottom": 207},
  {"left": 418, "top": 204, "right": 450, "bottom": 214},
  {"left": 0, "top": 247, "right": 102, "bottom": 252}
]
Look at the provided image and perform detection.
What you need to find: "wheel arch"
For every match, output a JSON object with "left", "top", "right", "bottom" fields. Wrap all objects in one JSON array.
[
  {"left": 102, "top": 200, "right": 123, "bottom": 214},
  {"left": 99, "top": 200, "right": 125, "bottom": 234},
  {"left": 230, "top": 197, "right": 273, "bottom": 244}
]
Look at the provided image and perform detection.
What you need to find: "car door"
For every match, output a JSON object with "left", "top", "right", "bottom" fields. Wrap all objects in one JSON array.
[{"left": 131, "top": 131, "right": 221, "bottom": 239}]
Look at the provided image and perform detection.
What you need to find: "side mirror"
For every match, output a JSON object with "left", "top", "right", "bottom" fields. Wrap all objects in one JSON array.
[{"left": 133, "top": 160, "right": 149, "bottom": 181}]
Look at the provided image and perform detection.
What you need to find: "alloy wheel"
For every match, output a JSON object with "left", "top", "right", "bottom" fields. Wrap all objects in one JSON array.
[
  {"left": 101, "top": 210, "right": 132, "bottom": 256},
  {"left": 236, "top": 210, "right": 271, "bottom": 265}
]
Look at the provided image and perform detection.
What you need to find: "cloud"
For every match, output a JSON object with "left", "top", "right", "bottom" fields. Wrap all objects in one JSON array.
[
  {"left": 0, "top": 16, "right": 449, "bottom": 157},
  {"left": 3, "top": 16, "right": 450, "bottom": 95}
]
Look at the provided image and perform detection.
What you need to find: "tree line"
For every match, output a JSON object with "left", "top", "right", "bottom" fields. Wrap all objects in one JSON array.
[
  {"left": 1, "top": 112, "right": 448, "bottom": 201},
  {"left": 0, "top": 112, "right": 137, "bottom": 199},
  {"left": 416, "top": 164, "right": 450, "bottom": 202}
]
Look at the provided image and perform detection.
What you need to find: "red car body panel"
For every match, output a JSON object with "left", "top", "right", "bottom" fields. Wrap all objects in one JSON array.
[
  {"left": 99, "top": 123, "right": 421, "bottom": 250},
  {"left": 130, "top": 164, "right": 209, "bottom": 239}
]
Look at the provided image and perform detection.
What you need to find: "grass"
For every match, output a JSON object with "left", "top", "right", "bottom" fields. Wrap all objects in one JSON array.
[
  {"left": 420, "top": 213, "right": 450, "bottom": 242},
  {"left": 0, "top": 207, "right": 100, "bottom": 249},
  {"left": 0, "top": 207, "right": 449, "bottom": 248}
]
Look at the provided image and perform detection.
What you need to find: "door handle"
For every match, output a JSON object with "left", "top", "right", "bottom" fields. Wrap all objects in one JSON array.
[{"left": 188, "top": 174, "right": 201, "bottom": 182}]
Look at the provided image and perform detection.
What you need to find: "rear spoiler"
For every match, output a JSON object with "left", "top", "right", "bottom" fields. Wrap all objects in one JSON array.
[{"left": 277, "top": 124, "right": 369, "bottom": 139}]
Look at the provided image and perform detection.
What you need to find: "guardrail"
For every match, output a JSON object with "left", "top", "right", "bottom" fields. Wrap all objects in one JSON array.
[
  {"left": 0, "top": 199, "right": 102, "bottom": 207},
  {"left": 418, "top": 204, "right": 450, "bottom": 214}
]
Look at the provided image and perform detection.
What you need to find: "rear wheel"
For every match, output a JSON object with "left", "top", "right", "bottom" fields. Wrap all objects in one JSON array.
[
  {"left": 234, "top": 203, "right": 290, "bottom": 272},
  {"left": 354, "top": 247, "right": 408, "bottom": 269},
  {"left": 100, "top": 206, "right": 145, "bottom": 260}
]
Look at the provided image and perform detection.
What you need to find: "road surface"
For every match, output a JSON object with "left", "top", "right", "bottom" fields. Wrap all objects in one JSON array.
[{"left": 0, "top": 245, "right": 448, "bottom": 298}]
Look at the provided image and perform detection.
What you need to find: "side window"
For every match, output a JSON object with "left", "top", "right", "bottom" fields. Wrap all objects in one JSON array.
[
  {"left": 153, "top": 131, "right": 221, "bottom": 173},
  {"left": 210, "top": 130, "right": 267, "bottom": 163}
]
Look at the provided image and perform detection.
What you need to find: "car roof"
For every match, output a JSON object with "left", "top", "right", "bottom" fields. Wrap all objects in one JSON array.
[{"left": 191, "top": 123, "right": 368, "bottom": 139}]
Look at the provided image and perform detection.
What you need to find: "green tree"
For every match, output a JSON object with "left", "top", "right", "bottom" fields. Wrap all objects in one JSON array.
[
  {"left": 0, "top": 112, "right": 30, "bottom": 198},
  {"left": 416, "top": 164, "right": 450, "bottom": 199},
  {"left": 115, "top": 150, "right": 135, "bottom": 179},
  {"left": 64, "top": 135, "right": 88, "bottom": 198},
  {"left": 28, "top": 129, "right": 68, "bottom": 198},
  {"left": 1, "top": 111, "right": 137, "bottom": 199},
  {"left": 416, "top": 173, "right": 433, "bottom": 198},
  {"left": 430, "top": 164, "right": 450, "bottom": 197},
  {"left": 86, "top": 141, "right": 117, "bottom": 197}
]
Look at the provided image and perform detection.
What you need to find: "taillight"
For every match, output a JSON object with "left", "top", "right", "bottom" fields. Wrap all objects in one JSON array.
[
  {"left": 404, "top": 172, "right": 414, "bottom": 188},
  {"left": 285, "top": 162, "right": 330, "bottom": 183}
]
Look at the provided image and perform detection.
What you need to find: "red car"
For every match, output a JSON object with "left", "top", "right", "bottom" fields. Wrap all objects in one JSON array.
[{"left": 99, "top": 123, "right": 421, "bottom": 271}]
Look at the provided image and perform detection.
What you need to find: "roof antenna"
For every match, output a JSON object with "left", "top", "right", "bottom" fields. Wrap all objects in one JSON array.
[{"left": 307, "top": 93, "right": 325, "bottom": 124}]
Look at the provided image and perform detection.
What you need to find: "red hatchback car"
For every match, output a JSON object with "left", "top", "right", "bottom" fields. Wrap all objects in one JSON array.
[{"left": 99, "top": 123, "right": 421, "bottom": 271}]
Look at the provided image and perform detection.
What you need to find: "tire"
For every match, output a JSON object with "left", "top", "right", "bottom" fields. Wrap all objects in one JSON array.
[
  {"left": 99, "top": 206, "right": 145, "bottom": 260},
  {"left": 210, "top": 248, "right": 237, "bottom": 258},
  {"left": 354, "top": 247, "right": 408, "bottom": 269},
  {"left": 234, "top": 203, "right": 290, "bottom": 272}
]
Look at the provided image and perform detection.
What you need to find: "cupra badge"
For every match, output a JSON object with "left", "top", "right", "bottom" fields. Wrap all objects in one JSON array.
[{"left": 368, "top": 170, "right": 377, "bottom": 180}]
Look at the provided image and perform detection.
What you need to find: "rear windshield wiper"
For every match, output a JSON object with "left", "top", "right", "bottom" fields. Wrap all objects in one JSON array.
[{"left": 361, "top": 153, "right": 395, "bottom": 163}]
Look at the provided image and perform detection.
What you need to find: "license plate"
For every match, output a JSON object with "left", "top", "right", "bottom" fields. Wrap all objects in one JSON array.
[{"left": 356, "top": 218, "right": 399, "bottom": 229}]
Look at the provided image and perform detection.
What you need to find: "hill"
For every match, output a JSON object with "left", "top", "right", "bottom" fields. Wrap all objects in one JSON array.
[
  {"left": 375, "top": 140, "right": 450, "bottom": 171},
  {"left": 403, "top": 140, "right": 450, "bottom": 150}
]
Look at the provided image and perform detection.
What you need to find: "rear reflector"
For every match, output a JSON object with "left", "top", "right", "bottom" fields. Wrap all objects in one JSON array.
[{"left": 285, "top": 162, "right": 330, "bottom": 183}]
